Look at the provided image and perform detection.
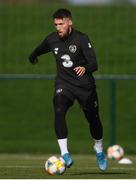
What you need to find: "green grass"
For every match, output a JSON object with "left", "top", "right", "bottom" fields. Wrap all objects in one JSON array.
[{"left": 0, "top": 154, "right": 135, "bottom": 179}]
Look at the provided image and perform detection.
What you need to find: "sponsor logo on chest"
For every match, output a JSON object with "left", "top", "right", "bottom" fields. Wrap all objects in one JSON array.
[{"left": 61, "top": 54, "right": 73, "bottom": 68}]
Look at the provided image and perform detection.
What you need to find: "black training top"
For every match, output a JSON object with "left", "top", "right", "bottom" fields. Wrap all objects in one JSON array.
[{"left": 29, "top": 29, "right": 98, "bottom": 89}]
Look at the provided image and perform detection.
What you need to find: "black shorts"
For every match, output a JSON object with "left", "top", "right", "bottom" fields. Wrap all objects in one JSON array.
[{"left": 54, "top": 83, "right": 99, "bottom": 110}]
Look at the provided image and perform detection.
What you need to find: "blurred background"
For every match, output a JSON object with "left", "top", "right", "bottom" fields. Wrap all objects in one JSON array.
[{"left": 0, "top": 0, "right": 135, "bottom": 155}]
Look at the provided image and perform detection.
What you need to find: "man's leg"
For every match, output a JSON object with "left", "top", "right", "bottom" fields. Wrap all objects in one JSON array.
[
  {"left": 79, "top": 88, "right": 107, "bottom": 171},
  {"left": 53, "top": 94, "right": 74, "bottom": 167}
]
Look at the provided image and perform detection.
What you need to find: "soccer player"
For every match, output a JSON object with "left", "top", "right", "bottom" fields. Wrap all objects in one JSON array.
[{"left": 29, "top": 8, "right": 107, "bottom": 171}]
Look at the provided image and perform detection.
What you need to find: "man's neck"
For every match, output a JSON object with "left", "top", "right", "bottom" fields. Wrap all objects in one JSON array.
[{"left": 63, "top": 27, "right": 73, "bottom": 40}]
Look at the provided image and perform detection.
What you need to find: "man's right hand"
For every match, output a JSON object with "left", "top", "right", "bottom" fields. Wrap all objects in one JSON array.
[{"left": 29, "top": 55, "right": 38, "bottom": 64}]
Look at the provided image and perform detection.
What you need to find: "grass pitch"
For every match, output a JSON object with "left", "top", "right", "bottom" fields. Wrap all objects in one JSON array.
[{"left": 0, "top": 154, "right": 135, "bottom": 179}]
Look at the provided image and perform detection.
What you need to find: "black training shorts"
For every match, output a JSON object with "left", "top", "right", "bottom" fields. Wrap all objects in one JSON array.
[{"left": 54, "top": 83, "right": 99, "bottom": 110}]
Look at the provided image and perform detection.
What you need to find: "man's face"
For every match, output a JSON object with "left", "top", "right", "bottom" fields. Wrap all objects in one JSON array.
[{"left": 54, "top": 18, "right": 72, "bottom": 38}]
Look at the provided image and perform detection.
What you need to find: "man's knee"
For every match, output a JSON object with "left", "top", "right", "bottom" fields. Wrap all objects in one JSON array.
[{"left": 54, "top": 95, "right": 73, "bottom": 114}]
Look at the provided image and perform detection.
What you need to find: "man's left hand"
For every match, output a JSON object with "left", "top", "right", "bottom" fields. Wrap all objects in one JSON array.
[{"left": 74, "top": 66, "right": 86, "bottom": 76}]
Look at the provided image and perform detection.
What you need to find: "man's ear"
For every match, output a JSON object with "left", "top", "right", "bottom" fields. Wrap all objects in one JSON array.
[{"left": 69, "top": 19, "right": 73, "bottom": 26}]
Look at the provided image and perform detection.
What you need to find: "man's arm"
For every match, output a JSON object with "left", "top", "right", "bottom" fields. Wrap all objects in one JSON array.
[
  {"left": 80, "top": 34, "right": 98, "bottom": 73},
  {"left": 29, "top": 37, "right": 50, "bottom": 64}
]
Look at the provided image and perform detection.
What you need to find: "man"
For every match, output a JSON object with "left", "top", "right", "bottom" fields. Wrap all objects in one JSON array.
[{"left": 29, "top": 8, "right": 107, "bottom": 171}]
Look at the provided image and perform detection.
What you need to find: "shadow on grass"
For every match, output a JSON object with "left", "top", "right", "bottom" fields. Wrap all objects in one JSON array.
[{"left": 71, "top": 171, "right": 129, "bottom": 176}]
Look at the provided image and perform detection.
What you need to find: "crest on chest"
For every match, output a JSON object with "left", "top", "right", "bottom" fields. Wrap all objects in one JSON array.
[{"left": 69, "top": 45, "right": 77, "bottom": 53}]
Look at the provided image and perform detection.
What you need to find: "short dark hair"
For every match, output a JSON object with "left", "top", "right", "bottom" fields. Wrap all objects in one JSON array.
[{"left": 53, "top": 8, "right": 72, "bottom": 20}]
